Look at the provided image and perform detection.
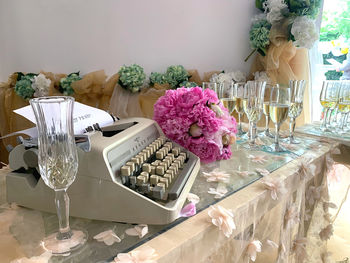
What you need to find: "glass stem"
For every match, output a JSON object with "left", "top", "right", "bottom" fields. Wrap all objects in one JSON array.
[
  {"left": 265, "top": 115, "right": 270, "bottom": 133},
  {"left": 238, "top": 113, "right": 242, "bottom": 132},
  {"left": 321, "top": 108, "right": 329, "bottom": 129},
  {"left": 289, "top": 117, "right": 296, "bottom": 140},
  {"left": 249, "top": 121, "right": 257, "bottom": 146},
  {"left": 275, "top": 123, "right": 280, "bottom": 149},
  {"left": 55, "top": 189, "right": 72, "bottom": 240},
  {"left": 340, "top": 113, "right": 346, "bottom": 130}
]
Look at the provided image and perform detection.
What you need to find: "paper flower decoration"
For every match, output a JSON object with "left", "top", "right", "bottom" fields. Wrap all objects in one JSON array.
[
  {"left": 14, "top": 73, "right": 37, "bottom": 99},
  {"left": 203, "top": 169, "right": 231, "bottom": 183},
  {"left": 93, "top": 230, "right": 121, "bottom": 246},
  {"left": 299, "top": 157, "right": 316, "bottom": 180},
  {"left": 114, "top": 246, "right": 158, "bottom": 263},
  {"left": 292, "top": 237, "right": 308, "bottom": 262},
  {"left": 248, "top": 154, "right": 267, "bottom": 164},
  {"left": 284, "top": 205, "right": 300, "bottom": 229},
  {"left": 32, "top": 73, "right": 51, "bottom": 97},
  {"left": 154, "top": 87, "right": 237, "bottom": 163},
  {"left": 125, "top": 224, "right": 148, "bottom": 239},
  {"left": 246, "top": 240, "right": 262, "bottom": 262},
  {"left": 255, "top": 168, "right": 270, "bottom": 176},
  {"left": 261, "top": 177, "right": 287, "bottom": 200},
  {"left": 306, "top": 185, "right": 322, "bottom": 206},
  {"left": 59, "top": 72, "right": 81, "bottom": 95},
  {"left": 291, "top": 16, "right": 319, "bottom": 49},
  {"left": 319, "top": 224, "right": 334, "bottom": 241},
  {"left": 208, "top": 185, "right": 228, "bottom": 199},
  {"left": 118, "top": 64, "right": 146, "bottom": 93},
  {"left": 208, "top": 205, "right": 236, "bottom": 238}
]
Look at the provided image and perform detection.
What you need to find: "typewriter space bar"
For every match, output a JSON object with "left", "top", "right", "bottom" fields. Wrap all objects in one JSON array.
[{"left": 168, "top": 156, "right": 196, "bottom": 200}]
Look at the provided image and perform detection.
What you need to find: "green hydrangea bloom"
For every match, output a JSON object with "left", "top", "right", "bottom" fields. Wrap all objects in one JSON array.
[
  {"left": 14, "top": 76, "right": 35, "bottom": 99},
  {"left": 286, "top": 0, "right": 321, "bottom": 19},
  {"left": 149, "top": 72, "right": 169, "bottom": 86},
  {"left": 178, "top": 81, "right": 198, "bottom": 88},
  {"left": 249, "top": 19, "right": 272, "bottom": 55},
  {"left": 59, "top": 73, "right": 82, "bottom": 96},
  {"left": 165, "top": 65, "right": 189, "bottom": 89},
  {"left": 118, "top": 64, "right": 146, "bottom": 93}
]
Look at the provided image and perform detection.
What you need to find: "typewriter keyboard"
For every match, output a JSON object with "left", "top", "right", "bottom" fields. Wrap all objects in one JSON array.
[{"left": 119, "top": 136, "right": 197, "bottom": 202}]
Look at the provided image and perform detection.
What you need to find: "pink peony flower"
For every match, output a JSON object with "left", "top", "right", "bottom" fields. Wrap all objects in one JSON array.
[{"left": 154, "top": 87, "right": 237, "bottom": 163}]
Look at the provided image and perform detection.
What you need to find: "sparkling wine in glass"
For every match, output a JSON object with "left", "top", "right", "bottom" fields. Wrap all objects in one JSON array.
[
  {"left": 243, "top": 81, "right": 266, "bottom": 150},
  {"left": 288, "top": 80, "right": 306, "bottom": 144},
  {"left": 337, "top": 81, "right": 350, "bottom": 133},
  {"left": 30, "top": 96, "right": 87, "bottom": 255},
  {"left": 219, "top": 81, "right": 236, "bottom": 114},
  {"left": 261, "top": 84, "right": 274, "bottom": 138},
  {"left": 268, "top": 85, "right": 291, "bottom": 152},
  {"left": 233, "top": 82, "right": 246, "bottom": 136},
  {"left": 320, "top": 81, "right": 340, "bottom": 132}
]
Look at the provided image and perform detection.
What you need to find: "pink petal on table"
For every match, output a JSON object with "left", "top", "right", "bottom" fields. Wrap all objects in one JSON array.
[
  {"left": 179, "top": 202, "right": 197, "bottom": 218},
  {"left": 125, "top": 224, "right": 148, "bottom": 238},
  {"left": 187, "top": 193, "right": 200, "bottom": 204}
]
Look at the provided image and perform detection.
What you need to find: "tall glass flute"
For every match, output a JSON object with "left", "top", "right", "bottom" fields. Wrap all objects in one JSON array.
[
  {"left": 30, "top": 96, "right": 87, "bottom": 255},
  {"left": 268, "top": 85, "right": 291, "bottom": 152},
  {"left": 202, "top": 82, "right": 218, "bottom": 97},
  {"left": 288, "top": 80, "right": 306, "bottom": 144},
  {"left": 261, "top": 84, "right": 274, "bottom": 138},
  {"left": 234, "top": 82, "right": 247, "bottom": 136},
  {"left": 337, "top": 81, "right": 350, "bottom": 133},
  {"left": 243, "top": 81, "right": 266, "bottom": 150},
  {"left": 319, "top": 81, "right": 340, "bottom": 131},
  {"left": 219, "top": 81, "right": 235, "bottom": 115}
]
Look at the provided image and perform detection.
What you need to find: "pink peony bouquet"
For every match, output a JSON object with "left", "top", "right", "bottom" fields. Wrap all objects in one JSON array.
[{"left": 154, "top": 87, "right": 237, "bottom": 163}]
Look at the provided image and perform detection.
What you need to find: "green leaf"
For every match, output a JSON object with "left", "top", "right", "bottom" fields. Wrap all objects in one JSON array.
[
  {"left": 68, "top": 71, "right": 80, "bottom": 77},
  {"left": 15, "top": 72, "right": 25, "bottom": 81}
]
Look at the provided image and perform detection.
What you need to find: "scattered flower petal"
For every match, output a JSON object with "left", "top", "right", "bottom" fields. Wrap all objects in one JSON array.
[
  {"left": 179, "top": 202, "right": 196, "bottom": 218},
  {"left": 255, "top": 137, "right": 265, "bottom": 146},
  {"left": 299, "top": 157, "right": 316, "bottom": 180},
  {"left": 306, "top": 185, "right": 322, "bottom": 206},
  {"left": 261, "top": 177, "right": 287, "bottom": 200},
  {"left": 235, "top": 170, "right": 256, "bottom": 177},
  {"left": 125, "top": 224, "right": 148, "bottom": 239},
  {"left": 208, "top": 205, "right": 236, "bottom": 238},
  {"left": 203, "top": 169, "right": 230, "bottom": 183},
  {"left": 208, "top": 185, "right": 228, "bottom": 199},
  {"left": 94, "top": 230, "right": 121, "bottom": 246},
  {"left": 246, "top": 240, "right": 262, "bottom": 262},
  {"left": 255, "top": 168, "right": 270, "bottom": 176},
  {"left": 114, "top": 246, "right": 158, "bottom": 263},
  {"left": 248, "top": 154, "right": 267, "bottom": 164},
  {"left": 187, "top": 193, "right": 200, "bottom": 204},
  {"left": 280, "top": 142, "right": 298, "bottom": 151},
  {"left": 266, "top": 239, "right": 278, "bottom": 249}
]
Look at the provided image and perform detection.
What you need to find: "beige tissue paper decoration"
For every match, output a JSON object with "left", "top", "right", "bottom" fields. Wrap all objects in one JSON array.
[
  {"left": 203, "top": 169, "right": 230, "bottom": 183},
  {"left": 261, "top": 177, "right": 287, "bottom": 200},
  {"left": 114, "top": 246, "right": 158, "bottom": 263},
  {"left": 208, "top": 205, "right": 236, "bottom": 238},
  {"left": 245, "top": 240, "right": 262, "bottom": 262},
  {"left": 284, "top": 204, "right": 300, "bottom": 229},
  {"left": 306, "top": 185, "right": 322, "bottom": 206},
  {"left": 93, "top": 230, "right": 121, "bottom": 246}
]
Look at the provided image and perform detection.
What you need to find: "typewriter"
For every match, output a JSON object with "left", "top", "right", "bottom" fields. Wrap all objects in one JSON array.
[{"left": 6, "top": 118, "right": 200, "bottom": 225}]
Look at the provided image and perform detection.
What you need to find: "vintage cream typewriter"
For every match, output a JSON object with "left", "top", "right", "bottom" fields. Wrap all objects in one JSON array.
[{"left": 6, "top": 118, "right": 200, "bottom": 225}]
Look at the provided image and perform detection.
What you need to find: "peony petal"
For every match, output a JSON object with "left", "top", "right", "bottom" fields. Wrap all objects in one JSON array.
[
  {"left": 187, "top": 193, "right": 200, "bottom": 204},
  {"left": 179, "top": 202, "right": 197, "bottom": 218}
]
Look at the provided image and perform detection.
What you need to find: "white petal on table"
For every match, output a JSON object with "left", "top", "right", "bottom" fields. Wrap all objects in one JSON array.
[
  {"left": 125, "top": 224, "right": 148, "bottom": 239},
  {"left": 93, "top": 230, "right": 121, "bottom": 246}
]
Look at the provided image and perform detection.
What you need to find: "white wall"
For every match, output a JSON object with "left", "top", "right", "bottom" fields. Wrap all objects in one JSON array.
[{"left": 0, "top": 0, "right": 256, "bottom": 81}]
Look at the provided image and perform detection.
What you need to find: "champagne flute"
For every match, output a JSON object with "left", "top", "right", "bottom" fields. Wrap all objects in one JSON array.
[
  {"left": 320, "top": 80, "right": 340, "bottom": 132},
  {"left": 268, "top": 85, "right": 291, "bottom": 152},
  {"left": 30, "top": 96, "right": 87, "bottom": 255},
  {"left": 243, "top": 81, "right": 266, "bottom": 150},
  {"left": 202, "top": 82, "right": 218, "bottom": 97},
  {"left": 337, "top": 81, "right": 350, "bottom": 133},
  {"left": 288, "top": 80, "right": 306, "bottom": 144},
  {"left": 219, "top": 81, "right": 236, "bottom": 114},
  {"left": 261, "top": 84, "right": 274, "bottom": 138},
  {"left": 233, "top": 82, "right": 246, "bottom": 136}
]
